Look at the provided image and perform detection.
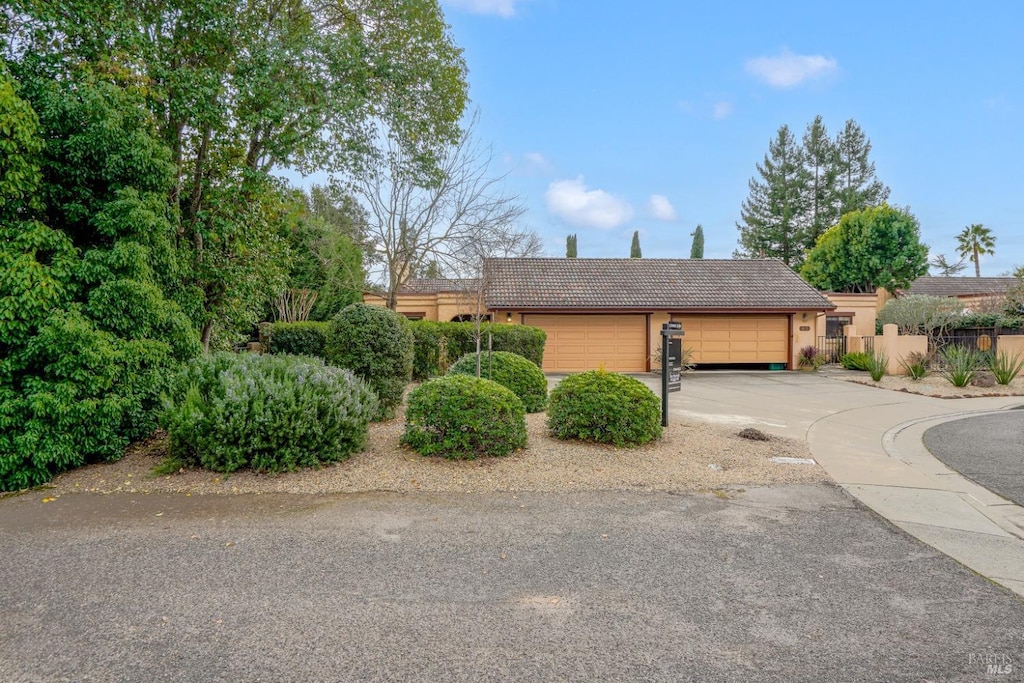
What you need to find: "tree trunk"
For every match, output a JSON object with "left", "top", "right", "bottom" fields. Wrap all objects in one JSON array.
[
  {"left": 200, "top": 321, "right": 214, "bottom": 354},
  {"left": 974, "top": 247, "right": 981, "bottom": 277}
]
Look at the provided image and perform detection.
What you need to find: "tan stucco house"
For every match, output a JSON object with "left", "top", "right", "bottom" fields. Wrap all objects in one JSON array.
[{"left": 469, "top": 258, "right": 831, "bottom": 372}]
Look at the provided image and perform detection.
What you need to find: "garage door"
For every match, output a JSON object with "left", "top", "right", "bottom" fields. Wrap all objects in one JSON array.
[
  {"left": 523, "top": 314, "right": 647, "bottom": 372},
  {"left": 673, "top": 315, "right": 789, "bottom": 364}
]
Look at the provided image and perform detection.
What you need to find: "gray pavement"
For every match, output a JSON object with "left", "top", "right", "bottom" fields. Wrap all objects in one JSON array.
[
  {"left": 640, "top": 370, "right": 1024, "bottom": 598},
  {"left": 924, "top": 411, "right": 1024, "bottom": 506},
  {"left": 2, "top": 486, "right": 1024, "bottom": 682}
]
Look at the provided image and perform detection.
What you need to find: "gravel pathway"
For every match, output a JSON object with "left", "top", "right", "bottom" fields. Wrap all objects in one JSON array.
[{"left": 44, "top": 412, "right": 826, "bottom": 497}]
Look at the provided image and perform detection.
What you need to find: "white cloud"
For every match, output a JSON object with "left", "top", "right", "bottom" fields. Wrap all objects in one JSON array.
[
  {"left": 443, "top": 0, "right": 521, "bottom": 18},
  {"left": 648, "top": 194, "right": 678, "bottom": 221},
  {"left": 745, "top": 49, "right": 838, "bottom": 88},
  {"left": 523, "top": 151, "right": 552, "bottom": 172},
  {"left": 546, "top": 177, "right": 633, "bottom": 229},
  {"left": 712, "top": 101, "right": 734, "bottom": 119}
]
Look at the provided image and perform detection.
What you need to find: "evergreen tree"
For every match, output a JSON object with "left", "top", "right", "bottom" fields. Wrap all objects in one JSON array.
[
  {"left": 736, "top": 125, "right": 811, "bottom": 266},
  {"left": 802, "top": 116, "right": 839, "bottom": 246},
  {"left": 689, "top": 224, "right": 705, "bottom": 259},
  {"left": 929, "top": 253, "right": 967, "bottom": 276},
  {"left": 566, "top": 234, "right": 577, "bottom": 258},
  {"left": 834, "top": 119, "right": 890, "bottom": 217},
  {"left": 630, "top": 230, "right": 642, "bottom": 258},
  {"left": 956, "top": 223, "right": 996, "bottom": 277}
]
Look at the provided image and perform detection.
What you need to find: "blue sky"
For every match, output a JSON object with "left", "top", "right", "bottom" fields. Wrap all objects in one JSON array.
[{"left": 436, "top": 0, "right": 1024, "bottom": 275}]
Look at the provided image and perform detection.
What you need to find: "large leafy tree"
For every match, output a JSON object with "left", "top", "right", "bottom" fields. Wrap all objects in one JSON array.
[
  {"left": 955, "top": 223, "right": 996, "bottom": 277},
  {"left": 0, "top": 66, "right": 200, "bottom": 490},
  {"left": 801, "top": 205, "right": 928, "bottom": 293},
  {"left": 4, "top": 0, "right": 468, "bottom": 348},
  {"left": 736, "top": 124, "right": 810, "bottom": 266}
]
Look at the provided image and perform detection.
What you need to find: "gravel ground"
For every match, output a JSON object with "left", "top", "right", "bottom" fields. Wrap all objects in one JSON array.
[
  {"left": 44, "top": 411, "right": 826, "bottom": 497},
  {"left": 832, "top": 368, "right": 1024, "bottom": 398}
]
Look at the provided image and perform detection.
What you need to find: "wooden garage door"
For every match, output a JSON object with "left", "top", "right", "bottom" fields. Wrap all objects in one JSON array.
[
  {"left": 524, "top": 314, "right": 647, "bottom": 372},
  {"left": 673, "top": 315, "right": 789, "bottom": 364}
]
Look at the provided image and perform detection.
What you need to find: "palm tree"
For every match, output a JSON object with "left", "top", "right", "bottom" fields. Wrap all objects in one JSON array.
[{"left": 955, "top": 223, "right": 996, "bottom": 277}]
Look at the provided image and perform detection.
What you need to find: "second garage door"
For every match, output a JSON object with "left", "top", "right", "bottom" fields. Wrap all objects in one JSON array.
[
  {"left": 673, "top": 315, "right": 789, "bottom": 364},
  {"left": 523, "top": 314, "right": 647, "bottom": 372}
]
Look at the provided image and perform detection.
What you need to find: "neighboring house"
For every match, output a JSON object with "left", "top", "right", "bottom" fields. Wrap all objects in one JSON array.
[
  {"left": 483, "top": 258, "right": 834, "bottom": 372},
  {"left": 363, "top": 278, "right": 485, "bottom": 322},
  {"left": 901, "top": 276, "right": 1019, "bottom": 312},
  {"left": 817, "top": 290, "right": 891, "bottom": 339}
]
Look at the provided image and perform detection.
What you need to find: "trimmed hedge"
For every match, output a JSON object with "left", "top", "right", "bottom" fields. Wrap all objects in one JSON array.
[
  {"left": 410, "top": 321, "right": 546, "bottom": 380},
  {"left": 161, "top": 353, "right": 378, "bottom": 473},
  {"left": 263, "top": 321, "right": 329, "bottom": 356},
  {"left": 401, "top": 374, "right": 527, "bottom": 459},
  {"left": 325, "top": 304, "right": 413, "bottom": 420},
  {"left": 547, "top": 370, "right": 662, "bottom": 447},
  {"left": 448, "top": 351, "right": 548, "bottom": 412}
]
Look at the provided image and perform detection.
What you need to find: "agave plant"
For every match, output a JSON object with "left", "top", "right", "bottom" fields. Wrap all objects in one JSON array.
[
  {"left": 939, "top": 344, "right": 982, "bottom": 388},
  {"left": 988, "top": 350, "right": 1024, "bottom": 385}
]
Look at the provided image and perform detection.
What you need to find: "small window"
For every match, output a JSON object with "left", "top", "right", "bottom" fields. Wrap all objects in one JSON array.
[{"left": 825, "top": 315, "right": 853, "bottom": 337}]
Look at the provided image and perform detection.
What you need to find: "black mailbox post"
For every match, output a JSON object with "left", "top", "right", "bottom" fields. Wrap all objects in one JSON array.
[{"left": 660, "top": 322, "right": 684, "bottom": 427}]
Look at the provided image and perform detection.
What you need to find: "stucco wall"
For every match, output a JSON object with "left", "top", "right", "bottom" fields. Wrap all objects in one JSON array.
[
  {"left": 820, "top": 292, "right": 887, "bottom": 337},
  {"left": 874, "top": 324, "right": 928, "bottom": 375}
]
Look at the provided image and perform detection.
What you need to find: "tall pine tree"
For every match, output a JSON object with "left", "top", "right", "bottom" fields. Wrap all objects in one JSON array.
[
  {"left": 690, "top": 225, "right": 705, "bottom": 258},
  {"left": 736, "top": 125, "right": 811, "bottom": 266},
  {"left": 802, "top": 116, "right": 838, "bottom": 246},
  {"left": 834, "top": 119, "right": 890, "bottom": 217}
]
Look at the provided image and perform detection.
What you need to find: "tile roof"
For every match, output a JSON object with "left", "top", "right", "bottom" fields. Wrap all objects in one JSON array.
[
  {"left": 399, "top": 278, "right": 479, "bottom": 294},
  {"left": 483, "top": 258, "right": 834, "bottom": 310},
  {"left": 905, "top": 276, "right": 1018, "bottom": 298}
]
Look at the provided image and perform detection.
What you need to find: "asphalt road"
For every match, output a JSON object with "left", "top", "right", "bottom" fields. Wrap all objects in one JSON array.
[
  {"left": 2, "top": 485, "right": 1022, "bottom": 682},
  {"left": 924, "top": 410, "right": 1024, "bottom": 506}
]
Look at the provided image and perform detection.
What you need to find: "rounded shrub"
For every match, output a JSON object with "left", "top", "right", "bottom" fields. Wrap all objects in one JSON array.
[
  {"left": 448, "top": 351, "right": 548, "bottom": 413},
  {"left": 325, "top": 303, "right": 413, "bottom": 420},
  {"left": 161, "top": 353, "right": 378, "bottom": 473},
  {"left": 401, "top": 374, "right": 527, "bottom": 460},
  {"left": 547, "top": 370, "right": 662, "bottom": 447}
]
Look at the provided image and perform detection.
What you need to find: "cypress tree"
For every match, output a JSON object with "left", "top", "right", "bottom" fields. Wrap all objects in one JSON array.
[
  {"left": 735, "top": 125, "right": 810, "bottom": 266},
  {"left": 689, "top": 225, "right": 704, "bottom": 259},
  {"left": 566, "top": 234, "right": 577, "bottom": 258},
  {"left": 630, "top": 230, "right": 642, "bottom": 258}
]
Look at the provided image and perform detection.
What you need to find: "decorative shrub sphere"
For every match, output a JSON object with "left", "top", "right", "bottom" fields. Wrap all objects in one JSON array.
[
  {"left": 325, "top": 303, "right": 413, "bottom": 420},
  {"left": 447, "top": 351, "right": 548, "bottom": 413},
  {"left": 161, "top": 353, "right": 378, "bottom": 473},
  {"left": 547, "top": 369, "right": 662, "bottom": 447},
  {"left": 401, "top": 374, "right": 527, "bottom": 460}
]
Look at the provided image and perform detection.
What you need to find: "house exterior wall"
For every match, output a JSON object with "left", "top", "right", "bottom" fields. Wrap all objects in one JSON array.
[{"left": 819, "top": 292, "right": 888, "bottom": 337}]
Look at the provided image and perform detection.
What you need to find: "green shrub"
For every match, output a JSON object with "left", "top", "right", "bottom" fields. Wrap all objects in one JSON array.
[
  {"left": 939, "top": 344, "right": 981, "bottom": 387},
  {"left": 264, "top": 321, "right": 329, "bottom": 356},
  {"left": 866, "top": 351, "right": 888, "bottom": 381},
  {"left": 401, "top": 374, "right": 527, "bottom": 459},
  {"left": 547, "top": 370, "right": 662, "bottom": 447},
  {"left": 409, "top": 321, "right": 546, "bottom": 379},
  {"left": 898, "top": 351, "right": 929, "bottom": 380},
  {"left": 798, "top": 345, "right": 826, "bottom": 369},
  {"left": 326, "top": 304, "right": 413, "bottom": 420},
  {"left": 161, "top": 353, "right": 377, "bottom": 473},
  {"left": 448, "top": 351, "right": 548, "bottom": 412},
  {"left": 840, "top": 351, "right": 872, "bottom": 371},
  {"left": 989, "top": 350, "right": 1024, "bottom": 385}
]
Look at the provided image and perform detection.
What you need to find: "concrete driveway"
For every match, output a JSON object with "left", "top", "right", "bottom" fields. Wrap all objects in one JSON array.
[
  {"left": 2, "top": 486, "right": 1023, "bottom": 682},
  {"left": 641, "top": 370, "right": 1024, "bottom": 597}
]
